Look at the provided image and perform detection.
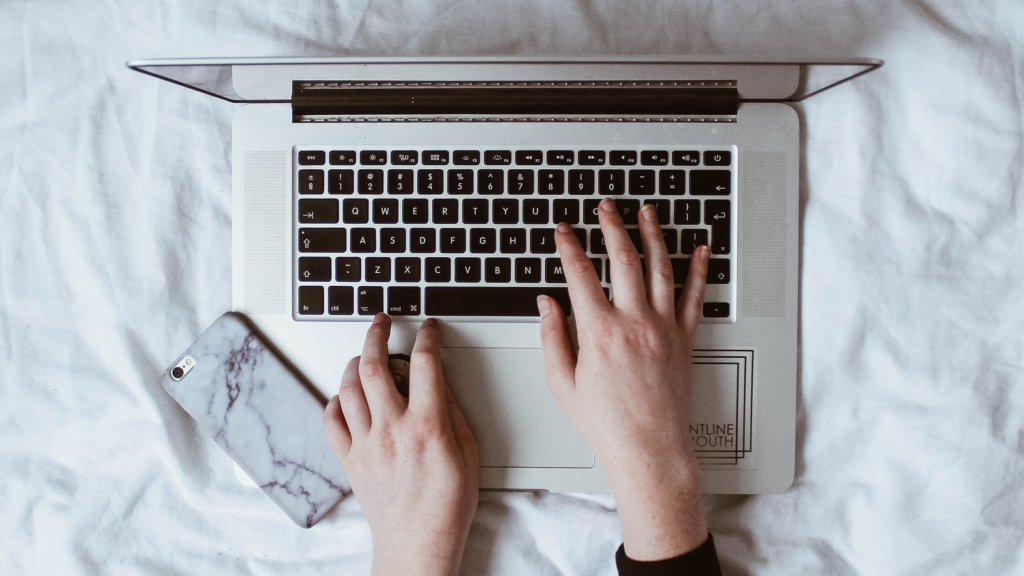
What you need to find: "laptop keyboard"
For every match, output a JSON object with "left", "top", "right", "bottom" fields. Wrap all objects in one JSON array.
[{"left": 293, "top": 147, "right": 735, "bottom": 320}]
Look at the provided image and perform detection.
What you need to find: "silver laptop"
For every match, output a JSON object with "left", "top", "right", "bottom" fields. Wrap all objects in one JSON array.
[{"left": 129, "top": 56, "right": 881, "bottom": 494}]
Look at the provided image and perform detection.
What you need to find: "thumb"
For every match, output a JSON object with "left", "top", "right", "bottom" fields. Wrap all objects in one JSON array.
[{"left": 537, "top": 295, "right": 577, "bottom": 406}]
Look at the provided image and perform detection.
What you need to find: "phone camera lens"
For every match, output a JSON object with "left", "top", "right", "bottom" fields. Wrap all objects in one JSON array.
[{"left": 171, "top": 367, "right": 184, "bottom": 379}]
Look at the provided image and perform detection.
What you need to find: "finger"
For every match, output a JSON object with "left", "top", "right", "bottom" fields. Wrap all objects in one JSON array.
[
  {"left": 597, "top": 199, "right": 647, "bottom": 311},
  {"left": 323, "top": 395, "right": 352, "bottom": 458},
  {"left": 358, "top": 313, "right": 404, "bottom": 416},
  {"left": 408, "top": 318, "right": 446, "bottom": 416},
  {"left": 638, "top": 204, "right": 676, "bottom": 315},
  {"left": 337, "top": 356, "right": 371, "bottom": 438},
  {"left": 554, "top": 222, "right": 610, "bottom": 322},
  {"left": 444, "top": 385, "right": 479, "bottom": 469},
  {"left": 677, "top": 245, "right": 710, "bottom": 337},
  {"left": 537, "top": 294, "right": 578, "bottom": 406}
]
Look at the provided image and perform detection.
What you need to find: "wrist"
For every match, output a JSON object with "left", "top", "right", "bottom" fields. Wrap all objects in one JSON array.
[{"left": 371, "top": 528, "right": 469, "bottom": 576}]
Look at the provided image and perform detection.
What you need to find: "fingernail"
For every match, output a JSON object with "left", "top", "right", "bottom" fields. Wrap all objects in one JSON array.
[
  {"left": 641, "top": 204, "right": 657, "bottom": 221},
  {"left": 373, "top": 312, "right": 388, "bottom": 323},
  {"left": 536, "top": 295, "right": 552, "bottom": 317},
  {"left": 556, "top": 221, "right": 572, "bottom": 234},
  {"left": 701, "top": 245, "right": 710, "bottom": 258},
  {"left": 599, "top": 198, "right": 615, "bottom": 212}
]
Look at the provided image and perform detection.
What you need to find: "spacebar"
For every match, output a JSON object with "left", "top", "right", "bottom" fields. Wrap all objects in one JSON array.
[{"left": 425, "top": 287, "right": 571, "bottom": 317}]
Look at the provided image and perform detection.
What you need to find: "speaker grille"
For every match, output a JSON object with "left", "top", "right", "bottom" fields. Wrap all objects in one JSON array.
[
  {"left": 740, "top": 151, "right": 787, "bottom": 318},
  {"left": 242, "top": 151, "right": 287, "bottom": 314}
]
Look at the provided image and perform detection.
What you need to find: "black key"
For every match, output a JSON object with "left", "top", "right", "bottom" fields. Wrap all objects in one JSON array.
[
  {"left": 298, "top": 257, "right": 331, "bottom": 282},
  {"left": 662, "top": 229, "right": 678, "bottom": 254},
  {"left": 328, "top": 169, "right": 355, "bottom": 194},
  {"left": 387, "top": 287, "right": 421, "bottom": 315},
  {"left": 360, "top": 150, "right": 387, "bottom": 165},
  {"left": 298, "top": 285, "right": 324, "bottom": 314},
  {"left": 670, "top": 258, "right": 691, "bottom": 284},
  {"left": 328, "top": 286, "right": 354, "bottom": 315},
  {"left": 590, "top": 229, "right": 606, "bottom": 254},
  {"left": 704, "top": 151, "right": 732, "bottom": 166},
  {"left": 373, "top": 199, "right": 399, "bottom": 224},
  {"left": 641, "top": 151, "right": 669, "bottom": 166},
  {"left": 674, "top": 199, "right": 700, "bottom": 225},
  {"left": 553, "top": 199, "right": 579, "bottom": 224},
  {"left": 336, "top": 257, "right": 361, "bottom": 281},
  {"left": 350, "top": 228, "right": 376, "bottom": 252},
  {"left": 298, "top": 199, "right": 339, "bottom": 224},
  {"left": 591, "top": 258, "right": 603, "bottom": 281},
  {"left": 705, "top": 199, "right": 731, "bottom": 254},
  {"left": 343, "top": 199, "right": 369, "bottom": 224},
  {"left": 708, "top": 259, "right": 730, "bottom": 284},
  {"left": 418, "top": 169, "right": 443, "bottom": 194},
  {"left": 447, "top": 169, "right": 474, "bottom": 194},
  {"left": 485, "top": 258, "right": 512, "bottom": 283},
  {"left": 523, "top": 199, "right": 549, "bottom": 224},
  {"left": 409, "top": 228, "right": 436, "bottom": 253},
  {"left": 500, "top": 228, "right": 527, "bottom": 253},
  {"left": 432, "top": 199, "right": 458, "bottom": 224},
  {"left": 515, "top": 258, "right": 542, "bottom": 283},
  {"left": 659, "top": 170, "right": 686, "bottom": 195},
  {"left": 545, "top": 258, "right": 566, "bottom": 283},
  {"left": 578, "top": 151, "right": 606, "bottom": 166},
  {"left": 455, "top": 257, "right": 481, "bottom": 282},
  {"left": 573, "top": 228, "right": 587, "bottom": 249},
  {"left": 453, "top": 150, "right": 480, "bottom": 165},
  {"left": 425, "top": 257, "right": 451, "bottom": 282},
  {"left": 425, "top": 287, "right": 571, "bottom": 317},
  {"left": 538, "top": 170, "right": 564, "bottom": 195},
  {"left": 298, "top": 170, "right": 324, "bottom": 194},
  {"left": 680, "top": 229, "right": 709, "bottom": 255},
  {"left": 422, "top": 150, "right": 449, "bottom": 165},
  {"left": 365, "top": 257, "right": 391, "bottom": 281},
  {"left": 628, "top": 170, "right": 655, "bottom": 195},
  {"left": 643, "top": 200, "right": 670, "bottom": 225},
  {"left": 493, "top": 199, "right": 519, "bottom": 224},
  {"left": 403, "top": 199, "right": 428, "bottom": 224},
  {"left": 391, "top": 150, "right": 418, "bottom": 165},
  {"left": 358, "top": 169, "right": 384, "bottom": 194},
  {"left": 462, "top": 199, "right": 489, "bottom": 224},
  {"left": 515, "top": 150, "right": 543, "bottom": 165},
  {"left": 615, "top": 199, "right": 640, "bottom": 225},
  {"left": 569, "top": 169, "right": 595, "bottom": 195},
  {"left": 441, "top": 228, "right": 466, "bottom": 253},
  {"left": 509, "top": 170, "right": 534, "bottom": 195},
  {"left": 672, "top": 150, "right": 699, "bottom": 166},
  {"left": 610, "top": 151, "right": 638, "bottom": 166},
  {"left": 357, "top": 286, "right": 384, "bottom": 315},
  {"left": 470, "top": 228, "right": 496, "bottom": 253},
  {"left": 395, "top": 257, "right": 421, "bottom": 282},
  {"left": 583, "top": 199, "right": 602, "bottom": 224},
  {"left": 299, "top": 228, "right": 346, "bottom": 253},
  {"left": 531, "top": 228, "right": 556, "bottom": 253},
  {"left": 627, "top": 229, "right": 644, "bottom": 254},
  {"left": 598, "top": 170, "right": 625, "bottom": 195},
  {"left": 690, "top": 170, "right": 731, "bottom": 195},
  {"left": 547, "top": 150, "right": 574, "bottom": 165},
  {"left": 485, "top": 150, "right": 512, "bottom": 165},
  {"left": 380, "top": 228, "right": 405, "bottom": 253},
  {"left": 478, "top": 169, "right": 505, "bottom": 195},
  {"left": 298, "top": 151, "right": 325, "bottom": 165},
  {"left": 387, "top": 169, "right": 414, "bottom": 194},
  {"left": 703, "top": 302, "right": 730, "bottom": 318},
  {"left": 329, "top": 150, "right": 356, "bottom": 165}
]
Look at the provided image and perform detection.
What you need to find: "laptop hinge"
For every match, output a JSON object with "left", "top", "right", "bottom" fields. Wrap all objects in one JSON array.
[{"left": 291, "top": 80, "right": 738, "bottom": 122}]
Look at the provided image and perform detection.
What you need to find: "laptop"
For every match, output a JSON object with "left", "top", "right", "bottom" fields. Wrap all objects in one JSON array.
[{"left": 129, "top": 56, "right": 881, "bottom": 494}]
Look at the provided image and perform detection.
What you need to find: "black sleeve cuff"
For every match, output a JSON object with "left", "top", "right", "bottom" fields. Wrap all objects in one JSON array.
[{"left": 615, "top": 533, "right": 722, "bottom": 576}]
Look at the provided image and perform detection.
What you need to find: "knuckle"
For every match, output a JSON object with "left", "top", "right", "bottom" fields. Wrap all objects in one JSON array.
[
  {"left": 359, "top": 361, "right": 385, "bottom": 382},
  {"left": 565, "top": 255, "right": 593, "bottom": 277},
  {"left": 651, "top": 261, "right": 674, "bottom": 282}
]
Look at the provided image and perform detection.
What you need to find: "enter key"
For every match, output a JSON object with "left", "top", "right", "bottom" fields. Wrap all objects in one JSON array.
[{"left": 704, "top": 199, "right": 731, "bottom": 254}]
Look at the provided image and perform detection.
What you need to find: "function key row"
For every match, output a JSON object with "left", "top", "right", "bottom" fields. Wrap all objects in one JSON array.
[{"left": 298, "top": 149, "right": 732, "bottom": 167}]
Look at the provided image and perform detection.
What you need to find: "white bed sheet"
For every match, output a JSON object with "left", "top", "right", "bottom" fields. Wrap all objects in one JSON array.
[{"left": 2, "top": 0, "right": 1023, "bottom": 574}]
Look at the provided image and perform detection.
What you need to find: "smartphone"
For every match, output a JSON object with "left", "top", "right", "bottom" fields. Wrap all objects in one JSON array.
[{"left": 161, "top": 312, "right": 350, "bottom": 528}]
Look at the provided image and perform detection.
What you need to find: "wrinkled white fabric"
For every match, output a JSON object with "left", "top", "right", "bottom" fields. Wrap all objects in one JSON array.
[{"left": 1, "top": 1, "right": 1022, "bottom": 574}]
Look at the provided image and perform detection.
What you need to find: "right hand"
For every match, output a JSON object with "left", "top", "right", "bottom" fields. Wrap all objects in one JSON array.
[{"left": 537, "top": 199, "right": 711, "bottom": 561}]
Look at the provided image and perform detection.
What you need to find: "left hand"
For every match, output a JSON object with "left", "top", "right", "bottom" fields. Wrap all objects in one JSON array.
[{"left": 323, "top": 314, "right": 479, "bottom": 576}]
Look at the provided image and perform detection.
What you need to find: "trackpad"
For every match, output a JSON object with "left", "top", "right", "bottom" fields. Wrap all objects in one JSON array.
[{"left": 441, "top": 348, "right": 595, "bottom": 468}]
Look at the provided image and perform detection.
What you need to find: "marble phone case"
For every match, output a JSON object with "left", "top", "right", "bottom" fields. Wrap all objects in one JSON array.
[{"left": 161, "top": 312, "right": 350, "bottom": 528}]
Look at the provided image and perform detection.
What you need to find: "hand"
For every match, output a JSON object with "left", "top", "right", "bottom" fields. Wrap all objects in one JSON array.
[
  {"left": 538, "top": 199, "right": 711, "bottom": 561},
  {"left": 323, "top": 315, "right": 479, "bottom": 576}
]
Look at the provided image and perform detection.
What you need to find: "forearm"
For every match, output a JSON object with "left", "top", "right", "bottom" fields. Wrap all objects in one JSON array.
[{"left": 371, "top": 527, "right": 470, "bottom": 576}]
